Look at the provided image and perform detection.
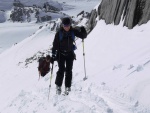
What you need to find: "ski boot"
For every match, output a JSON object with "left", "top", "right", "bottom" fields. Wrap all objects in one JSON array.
[
  {"left": 64, "top": 87, "right": 71, "bottom": 95},
  {"left": 56, "top": 86, "right": 61, "bottom": 95}
]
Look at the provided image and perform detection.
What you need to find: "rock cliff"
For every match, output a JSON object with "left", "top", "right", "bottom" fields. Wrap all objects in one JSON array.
[{"left": 87, "top": 0, "right": 150, "bottom": 31}]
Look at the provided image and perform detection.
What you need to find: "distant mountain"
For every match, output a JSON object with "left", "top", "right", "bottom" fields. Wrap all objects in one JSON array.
[
  {"left": 0, "top": 0, "right": 65, "bottom": 23},
  {"left": 0, "top": 0, "right": 62, "bottom": 10}
]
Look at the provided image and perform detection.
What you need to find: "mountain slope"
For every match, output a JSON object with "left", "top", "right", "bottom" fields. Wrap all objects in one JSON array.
[
  {"left": 0, "top": 19, "right": 150, "bottom": 112},
  {"left": 1, "top": 0, "right": 150, "bottom": 113},
  {"left": 0, "top": 0, "right": 62, "bottom": 10}
]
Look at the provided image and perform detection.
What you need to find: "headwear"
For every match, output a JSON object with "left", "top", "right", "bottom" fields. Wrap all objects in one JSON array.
[{"left": 62, "top": 17, "right": 71, "bottom": 26}]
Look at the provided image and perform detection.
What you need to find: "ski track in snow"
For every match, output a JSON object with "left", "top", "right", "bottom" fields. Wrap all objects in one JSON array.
[
  {"left": 2, "top": 71, "right": 148, "bottom": 113},
  {"left": 1, "top": 0, "right": 150, "bottom": 111}
]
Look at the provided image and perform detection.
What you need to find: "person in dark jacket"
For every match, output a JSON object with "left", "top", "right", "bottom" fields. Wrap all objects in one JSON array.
[
  {"left": 38, "top": 55, "right": 51, "bottom": 77},
  {"left": 52, "top": 17, "right": 87, "bottom": 95}
]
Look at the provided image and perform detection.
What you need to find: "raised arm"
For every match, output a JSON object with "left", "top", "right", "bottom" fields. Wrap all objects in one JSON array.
[{"left": 73, "top": 26, "right": 87, "bottom": 39}]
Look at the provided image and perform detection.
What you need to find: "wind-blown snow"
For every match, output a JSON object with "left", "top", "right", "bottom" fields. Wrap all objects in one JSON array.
[{"left": 0, "top": 0, "right": 150, "bottom": 113}]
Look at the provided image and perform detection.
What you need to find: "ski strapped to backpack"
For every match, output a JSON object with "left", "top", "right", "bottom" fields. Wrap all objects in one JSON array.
[{"left": 59, "top": 30, "right": 77, "bottom": 50}]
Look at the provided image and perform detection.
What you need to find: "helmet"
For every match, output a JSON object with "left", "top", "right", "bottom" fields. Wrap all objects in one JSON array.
[{"left": 62, "top": 17, "right": 71, "bottom": 26}]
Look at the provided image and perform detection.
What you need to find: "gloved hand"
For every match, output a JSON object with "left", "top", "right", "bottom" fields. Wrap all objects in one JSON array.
[
  {"left": 51, "top": 49, "right": 57, "bottom": 63},
  {"left": 52, "top": 54, "right": 56, "bottom": 59},
  {"left": 74, "top": 26, "right": 81, "bottom": 32},
  {"left": 80, "top": 26, "right": 87, "bottom": 39},
  {"left": 51, "top": 57, "right": 54, "bottom": 64},
  {"left": 50, "top": 53, "right": 57, "bottom": 64}
]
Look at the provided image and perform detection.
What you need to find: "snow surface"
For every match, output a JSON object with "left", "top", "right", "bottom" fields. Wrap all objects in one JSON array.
[
  {"left": 1, "top": 0, "right": 150, "bottom": 113},
  {"left": 0, "top": 22, "right": 41, "bottom": 54},
  {"left": 0, "top": 11, "right": 5, "bottom": 23}
]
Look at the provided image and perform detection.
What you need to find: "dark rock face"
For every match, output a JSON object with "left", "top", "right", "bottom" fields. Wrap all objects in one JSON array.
[
  {"left": 88, "top": 0, "right": 150, "bottom": 31},
  {"left": 87, "top": 9, "right": 97, "bottom": 32},
  {"left": 123, "top": 0, "right": 146, "bottom": 28},
  {"left": 98, "top": 0, "right": 125, "bottom": 25},
  {"left": 138, "top": 0, "right": 150, "bottom": 25}
]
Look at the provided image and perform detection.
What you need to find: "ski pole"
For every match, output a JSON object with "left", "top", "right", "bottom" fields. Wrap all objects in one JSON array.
[
  {"left": 48, "top": 62, "right": 54, "bottom": 100},
  {"left": 82, "top": 39, "right": 87, "bottom": 81}
]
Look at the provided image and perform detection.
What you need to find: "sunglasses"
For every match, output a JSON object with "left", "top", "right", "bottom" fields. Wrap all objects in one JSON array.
[{"left": 63, "top": 24, "right": 70, "bottom": 27}]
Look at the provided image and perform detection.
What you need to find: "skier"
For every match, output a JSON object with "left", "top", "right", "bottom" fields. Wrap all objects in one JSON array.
[
  {"left": 51, "top": 17, "right": 87, "bottom": 95},
  {"left": 38, "top": 55, "right": 51, "bottom": 77}
]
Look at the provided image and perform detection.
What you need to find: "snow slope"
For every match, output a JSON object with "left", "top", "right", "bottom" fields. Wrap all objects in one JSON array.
[
  {"left": 0, "top": 20, "right": 150, "bottom": 113},
  {"left": 58, "top": 0, "right": 100, "bottom": 16},
  {"left": 0, "top": 11, "right": 5, "bottom": 23},
  {"left": 0, "top": 22, "right": 41, "bottom": 54},
  {"left": 0, "top": 0, "right": 99, "bottom": 54},
  {"left": 1, "top": 0, "right": 150, "bottom": 113}
]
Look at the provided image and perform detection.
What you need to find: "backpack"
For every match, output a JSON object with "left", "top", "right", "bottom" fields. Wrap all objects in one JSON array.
[
  {"left": 38, "top": 57, "right": 46, "bottom": 66},
  {"left": 38, "top": 57, "right": 50, "bottom": 77},
  {"left": 59, "top": 30, "right": 77, "bottom": 50}
]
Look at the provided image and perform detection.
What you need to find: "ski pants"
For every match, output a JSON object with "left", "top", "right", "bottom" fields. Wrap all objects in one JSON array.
[{"left": 55, "top": 51, "right": 75, "bottom": 88}]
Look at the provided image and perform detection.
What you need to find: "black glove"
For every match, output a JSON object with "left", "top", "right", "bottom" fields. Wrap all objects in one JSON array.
[
  {"left": 80, "top": 26, "right": 87, "bottom": 39},
  {"left": 52, "top": 54, "right": 56, "bottom": 58},
  {"left": 74, "top": 26, "right": 81, "bottom": 32},
  {"left": 50, "top": 52, "right": 57, "bottom": 64},
  {"left": 52, "top": 49, "right": 56, "bottom": 59},
  {"left": 80, "top": 26, "right": 86, "bottom": 32},
  {"left": 50, "top": 57, "right": 54, "bottom": 64}
]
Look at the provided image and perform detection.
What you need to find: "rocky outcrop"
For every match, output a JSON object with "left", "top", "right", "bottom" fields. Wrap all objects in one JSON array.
[
  {"left": 88, "top": 0, "right": 150, "bottom": 31},
  {"left": 123, "top": 0, "right": 146, "bottom": 28},
  {"left": 88, "top": 9, "right": 97, "bottom": 32},
  {"left": 138, "top": 0, "right": 150, "bottom": 25}
]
